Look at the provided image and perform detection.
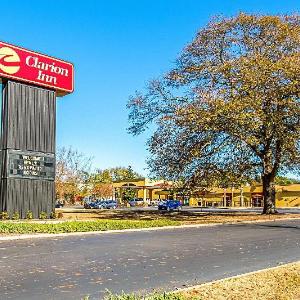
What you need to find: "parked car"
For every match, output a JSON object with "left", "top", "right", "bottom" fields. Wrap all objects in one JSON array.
[
  {"left": 84, "top": 201, "right": 94, "bottom": 209},
  {"left": 158, "top": 200, "right": 182, "bottom": 211},
  {"left": 55, "top": 200, "right": 64, "bottom": 208},
  {"left": 84, "top": 200, "right": 100, "bottom": 209},
  {"left": 103, "top": 200, "right": 118, "bottom": 209},
  {"left": 84, "top": 202, "right": 91, "bottom": 209},
  {"left": 149, "top": 199, "right": 159, "bottom": 207},
  {"left": 129, "top": 198, "right": 144, "bottom": 207},
  {"left": 93, "top": 201, "right": 107, "bottom": 209}
]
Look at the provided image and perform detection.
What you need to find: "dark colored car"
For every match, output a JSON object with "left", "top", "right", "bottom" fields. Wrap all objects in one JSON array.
[
  {"left": 93, "top": 201, "right": 107, "bottom": 209},
  {"left": 84, "top": 202, "right": 92, "bottom": 209},
  {"left": 103, "top": 200, "right": 118, "bottom": 209},
  {"left": 55, "top": 201, "right": 64, "bottom": 208},
  {"left": 158, "top": 200, "right": 182, "bottom": 211},
  {"left": 84, "top": 201, "right": 98, "bottom": 209}
]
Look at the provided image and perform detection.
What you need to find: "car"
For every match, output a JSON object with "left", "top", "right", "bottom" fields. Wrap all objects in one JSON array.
[
  {"left": 103, "top": 200, "right": 118, "bottom": 209},
  {"left": 84, "top": 200, "right": 99, "bottom": 209},
  {"left": 93, "top": 200, "right": 107, "bottom": 209},
  {"left": 83, "top": 200, "right": 91, "bottom": 209},
  {"left": 129, "top": 198, "right": 144, "bottom": 207},
  {"left": 158, "top": 200, "right": 182, "bottom": 211},
  {"left": 55, "top": 201, "right": 64, "bottom": 208},
  {"left": 84, "top": 202, "right": 91, "bottom": 209},
  {"left": 84, "top": 201, "right": 94, "bottom": 209},
  {"left": 149, "top": 199, "right": 159, "bottom": 207}
]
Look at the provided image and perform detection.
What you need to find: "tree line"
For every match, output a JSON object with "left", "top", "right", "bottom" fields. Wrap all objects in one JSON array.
[
  {"left": 55, "top": 146, "right": 299, "bottom": 205},
  {"left": 55, "top": 146, "right": 142, "bottom": 203}
]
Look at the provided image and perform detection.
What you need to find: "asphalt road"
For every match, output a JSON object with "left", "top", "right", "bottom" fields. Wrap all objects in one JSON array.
[{"left": 0, "top": 220, "right": 299, "bottom": 300}]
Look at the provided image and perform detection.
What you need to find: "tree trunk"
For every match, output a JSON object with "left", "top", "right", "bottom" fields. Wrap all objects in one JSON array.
[{"left": 262, "top": 174, "right": 277, "bottom": 214}]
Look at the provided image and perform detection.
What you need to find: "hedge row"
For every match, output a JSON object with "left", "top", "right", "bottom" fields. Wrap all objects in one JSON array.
[{"left": 0, "top": 219, "right": 180, "bottom": 234}]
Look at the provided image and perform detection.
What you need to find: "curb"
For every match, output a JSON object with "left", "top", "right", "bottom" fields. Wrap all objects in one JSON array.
[
  {"left": 174, "top": 261, "right": 300, "bottom": 294},
  {"left": 0, "top": 216, "right": 299, "bottom": 241}
]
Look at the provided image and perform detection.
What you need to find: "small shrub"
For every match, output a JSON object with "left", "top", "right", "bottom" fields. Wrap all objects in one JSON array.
[
  {"left": 12, "top": 212, "right": 20, "bottom": 220},
  {"left": 0, "top": 211, "right": 10, "bottom": 220},
  {"left": 39, "top": 211, "right": 48, "bottom": 219},
  {"left": 50, "top": 211, "right": 57, "bottom": 219},
  {"left": 26, "top": 210, "right": 33, "bottom": 220}
]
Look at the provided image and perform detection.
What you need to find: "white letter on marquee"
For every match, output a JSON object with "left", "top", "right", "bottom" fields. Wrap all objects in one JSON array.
[{"left": 25, "top": 56, "right": 37, "bottom": 67}]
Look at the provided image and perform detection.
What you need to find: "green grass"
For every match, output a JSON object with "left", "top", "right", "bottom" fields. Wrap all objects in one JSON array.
[{"left": 0, "top": 219, "right": 180, "bottom": 234}]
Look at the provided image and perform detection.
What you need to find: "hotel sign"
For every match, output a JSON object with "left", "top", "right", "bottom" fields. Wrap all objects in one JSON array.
[{"left": 0, "top": 41, "right": 74, "bottom": 96}]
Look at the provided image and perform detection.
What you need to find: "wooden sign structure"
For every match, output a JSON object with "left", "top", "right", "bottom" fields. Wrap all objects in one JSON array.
[{"left": 0, "top": 41, "right": 74, "bottom": 218}]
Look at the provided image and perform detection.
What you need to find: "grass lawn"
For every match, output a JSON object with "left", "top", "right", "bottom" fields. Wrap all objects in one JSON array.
[
  {"left": 0, "top": 219, "right": 180, "bottom": 234},
  {"left": 0, "top": 209, "right": 299, "bottom": 235},
  {"left": 178, "top": 261, "right": 300, "bottom": 300},
  {"left": 99, "top": 262, "right": 300, "bottom": 300}
]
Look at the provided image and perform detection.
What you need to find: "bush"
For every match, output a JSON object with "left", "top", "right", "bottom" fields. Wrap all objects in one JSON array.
[
  {"left": 12, "top": 212, "right": 20, "bottom": 220},
  {"left": 0, "top": 211, "right": 9, "bottom": 220},
  {"left": 26, "top": 210, "right": 33, "bottom": 220},
  {"left": 39, "top": 211, "right": 48, "bottom": 219},
  {"left": 50, "top": 211, "right": 57, "bottom": 219}
]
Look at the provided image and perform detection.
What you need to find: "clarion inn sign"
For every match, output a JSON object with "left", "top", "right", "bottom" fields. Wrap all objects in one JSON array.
[
  {"left": 0, "top": 41, "right": 74, "bottom": 218},
  {"left": 0, "top": 40, "right": 74, "bottom": 95}
]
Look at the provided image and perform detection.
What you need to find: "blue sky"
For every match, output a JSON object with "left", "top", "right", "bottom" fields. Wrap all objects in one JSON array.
[{"left": 1, "top": 1, "right": 299, "bottom": 175}]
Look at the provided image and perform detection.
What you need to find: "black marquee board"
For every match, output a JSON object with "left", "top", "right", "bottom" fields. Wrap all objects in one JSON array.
[{"left": 7, "top": 150, "right": 55, "bottom": 180}]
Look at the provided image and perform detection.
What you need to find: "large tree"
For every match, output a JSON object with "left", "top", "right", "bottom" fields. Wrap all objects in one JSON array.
[
  {"left": 127, "top": 13, "right": 300, "bottom": 214},
  {"left": 91, "top": 166, "right": 142, "bottom": 183},
  {"left": 56, "top": 146, "right": 92, "bottom": 202},
  {"left": 90, "top": 183, "right": 113, "bottom": 200}
]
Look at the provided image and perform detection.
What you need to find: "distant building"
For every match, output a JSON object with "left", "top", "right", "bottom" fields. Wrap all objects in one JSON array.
[
  {"left": 189, "top": 184, "right": 300, "bottom": 208},
  {"left": 112, "top": 178, "right": 175, "bottom": 204},
  {"left": 113, "top": 179, "right": 300, "bottom": 208}
]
